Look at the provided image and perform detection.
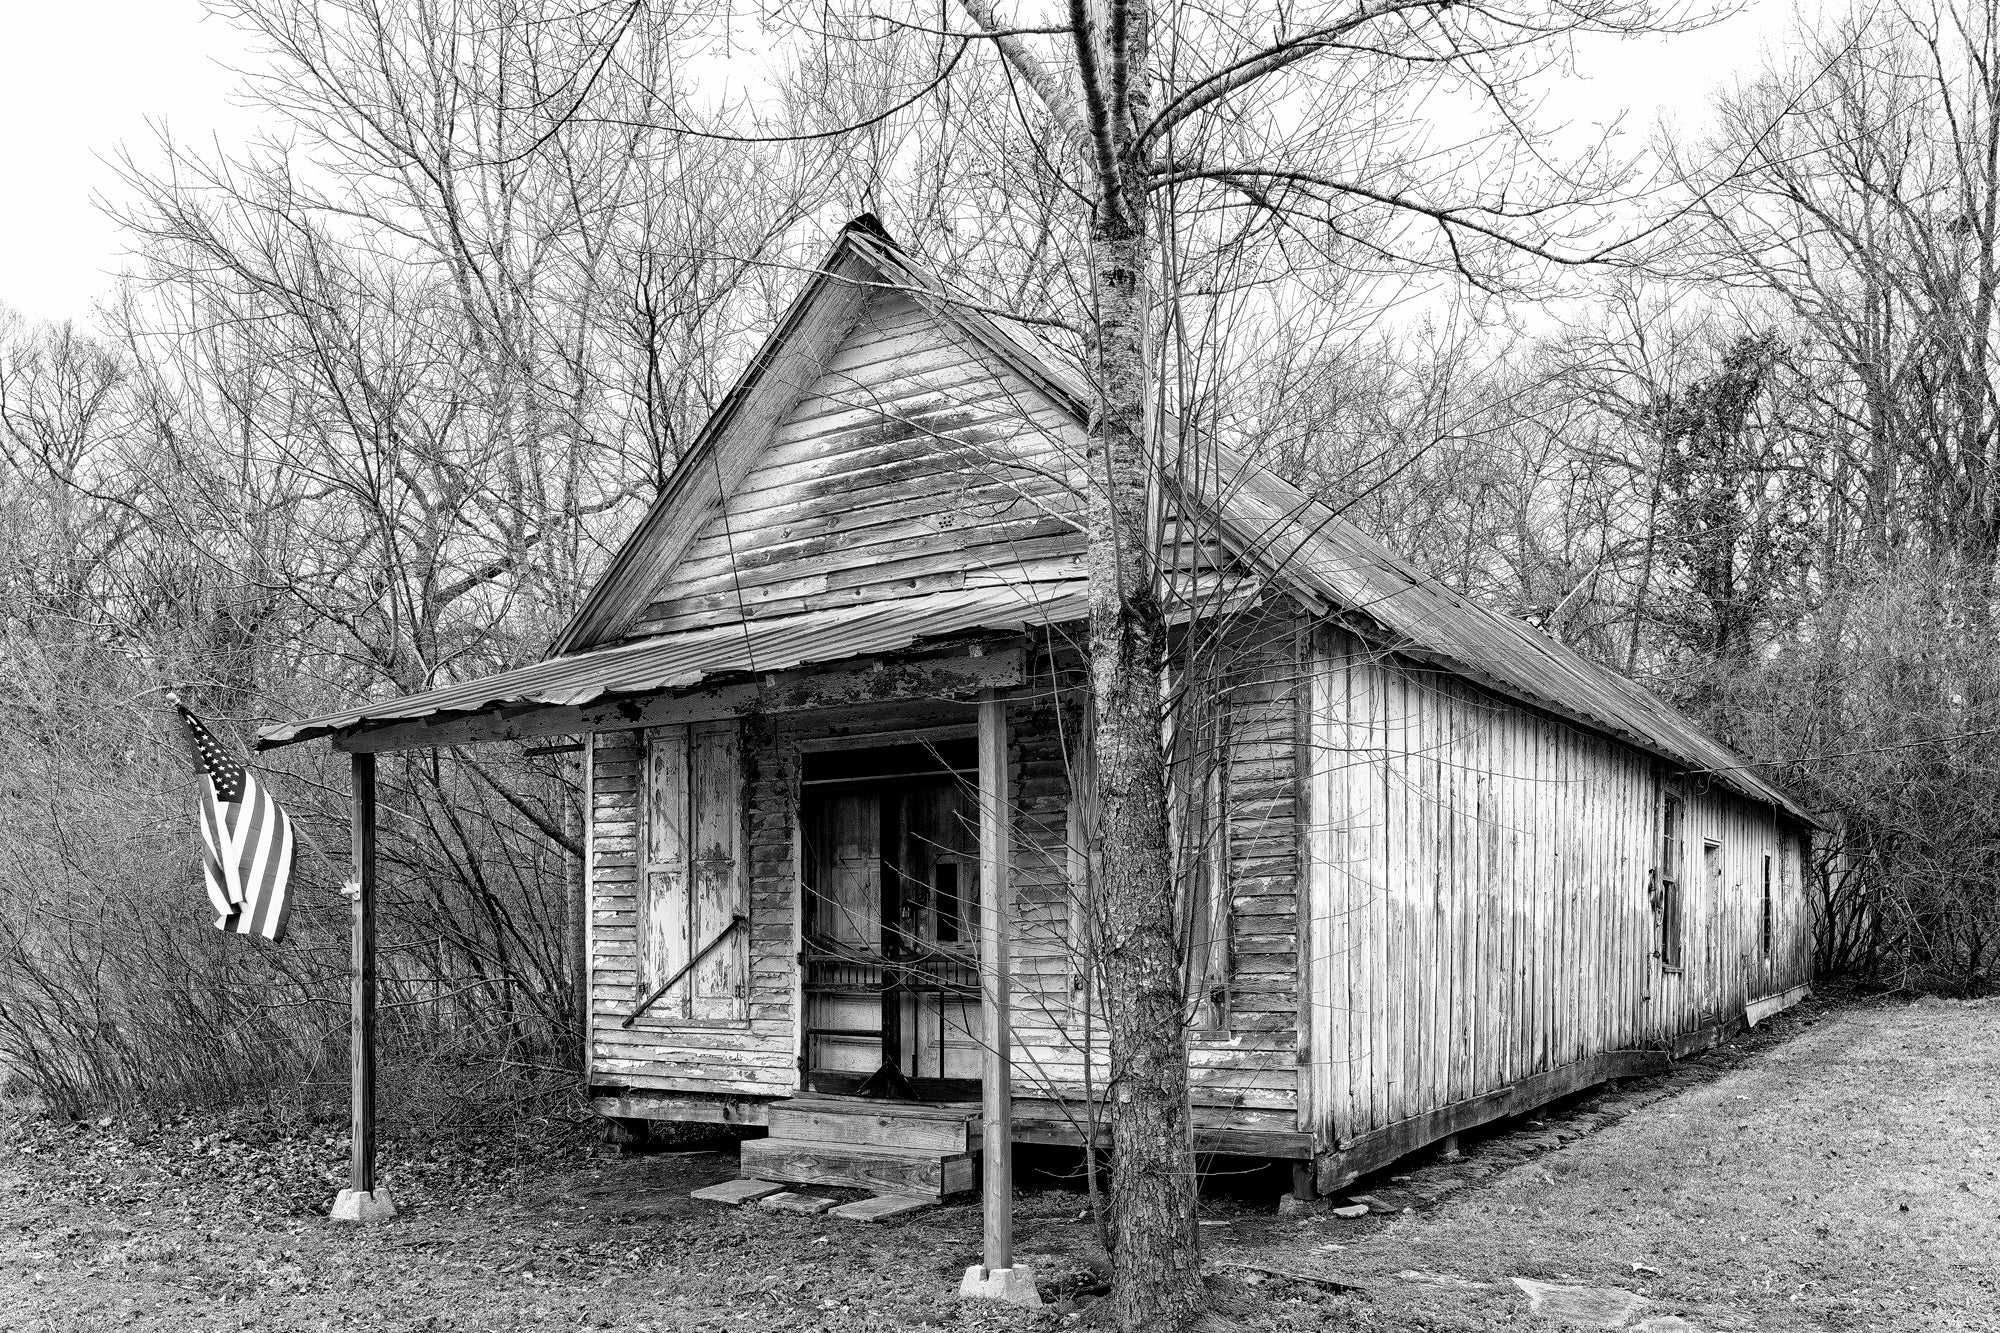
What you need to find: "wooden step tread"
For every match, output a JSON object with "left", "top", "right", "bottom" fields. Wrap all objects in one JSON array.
[
  {"left": 767, "top": 1098, "right": 981, "bottom": 1153},
  {"left": 779, "top": 1094, "right": 980, "bottom": 1119},
  {"left": 739, "top": 1135, "right": 978, "bottom": 1199},
  {"left": 751, "top": 1135, "right": 974, "bottom": 1162}
]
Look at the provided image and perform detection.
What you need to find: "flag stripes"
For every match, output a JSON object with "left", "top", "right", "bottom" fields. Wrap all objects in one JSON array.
[{"left": 176, "top": 697, "right": 296, "bottom": 943}]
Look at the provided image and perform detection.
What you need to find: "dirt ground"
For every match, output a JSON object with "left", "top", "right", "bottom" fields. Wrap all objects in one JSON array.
[{"left": 2, "top": 993, "right": 1995, "bottom": 1332}]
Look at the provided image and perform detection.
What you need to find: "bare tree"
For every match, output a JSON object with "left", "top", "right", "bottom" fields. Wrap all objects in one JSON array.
[
  {"left": 1678, "top": 0, "right": 2000, "bottom": 570},
  {"left": 0, "top": 0, "right": 873, "bottom": 1126},
  {"left": 790, "top": 0, "right": 1699, "bottom": 1323}
]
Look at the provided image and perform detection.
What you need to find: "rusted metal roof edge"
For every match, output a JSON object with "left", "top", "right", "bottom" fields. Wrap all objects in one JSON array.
[{"left": 258, "top": 585, "right": 1093, "bottom": 752}]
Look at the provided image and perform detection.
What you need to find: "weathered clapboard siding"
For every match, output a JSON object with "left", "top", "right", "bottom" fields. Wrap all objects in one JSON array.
[
  {"left": 1003, "top": 694, "right": 1101, "bottom": 1103},
  {"left": 594, "top": 610, "right": 1814, "bottom": 1143},
  {"left": 625, "top": 291, "right": 1086, "bottom": 640},
  {"left": 587, "top": 626, "right": 1316, "bottom": 1121},
  {"left": 1187, "top": 607, "right": 1305, "bottom": 1113},
  {"left": 589, "top": 695, "right": 1105, "bottom": 1102},
  {"left": 591, "top": 608, "right": 1815, "bottom": 1160},
  {"left": 996, "top": 608, "right": 1310, "bottom": 1119},
  {"left": 1304, "top": 624, "right": 1815, "bottom": 1150}
]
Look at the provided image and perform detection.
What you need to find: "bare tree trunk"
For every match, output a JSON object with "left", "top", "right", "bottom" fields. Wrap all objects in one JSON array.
[{"left": 1086, "top": 206, "right": 1205, "bottom": 1330}]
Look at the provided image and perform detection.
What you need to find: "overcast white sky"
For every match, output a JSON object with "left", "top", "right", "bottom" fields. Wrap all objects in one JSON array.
[{"left": 0, "top": 0, "right": 1809, "bottom": 327}]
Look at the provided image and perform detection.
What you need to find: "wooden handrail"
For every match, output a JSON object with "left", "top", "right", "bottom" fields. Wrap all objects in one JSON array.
[{"left": 621, "top": 913, "right": 747, "bottom": 1028}]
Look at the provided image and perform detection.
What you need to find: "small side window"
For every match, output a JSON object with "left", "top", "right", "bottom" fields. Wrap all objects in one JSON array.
[
  {"left": 1760, "top": 852, "right": 1774, "bottom": 958},
  {"left": 1703, "top": 841, "right": 1724, "bottom": 963},
  {"left": 1657, "top": 787, "right": 1685, "bottom": 968}
]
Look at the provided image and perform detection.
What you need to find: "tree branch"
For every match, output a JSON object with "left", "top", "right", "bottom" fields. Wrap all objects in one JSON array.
[
  {"left": 955, "top": 0, "right": 1097, "bottom": 166},
  {"left": 1155, "top": 164, "right": 1607, "bottom": 264},
  {"left": 1142, "top": 0, "right": 1456, "bottom": 147}
]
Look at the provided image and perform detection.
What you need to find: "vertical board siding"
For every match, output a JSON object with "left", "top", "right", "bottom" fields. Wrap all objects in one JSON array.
[{"left": 1306, "top": 625, "right": 1815, "bottom": 1147}]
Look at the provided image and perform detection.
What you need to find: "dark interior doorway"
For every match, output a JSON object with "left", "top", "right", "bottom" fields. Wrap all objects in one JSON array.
[{"left": 798, "top": 737, "right": 982, "bottom": 1101}]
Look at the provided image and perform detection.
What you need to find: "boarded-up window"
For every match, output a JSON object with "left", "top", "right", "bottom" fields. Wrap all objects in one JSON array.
[
  {"left": 1168, "top": 673, "right": 1232, "bottom": 1035},
  {"left": 642, "top": 721, "right": 748, "bottom": 1023},
  {"left": 1657, "top": 787, "right": 1685, "bottom": 968}
]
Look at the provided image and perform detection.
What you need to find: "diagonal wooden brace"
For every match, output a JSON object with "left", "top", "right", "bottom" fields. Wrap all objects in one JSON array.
[{"left": 621, "top": 914, "right": 748, "bottom": 1028}]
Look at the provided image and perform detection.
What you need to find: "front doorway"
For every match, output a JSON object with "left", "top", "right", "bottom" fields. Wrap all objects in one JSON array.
[{"left": 799, "top": 737, "right": 982, "bottom": 1100}]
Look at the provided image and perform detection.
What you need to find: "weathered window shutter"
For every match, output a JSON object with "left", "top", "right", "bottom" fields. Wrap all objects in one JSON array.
[
  {"left": 644, "top": 725, "right": 692, "bottom": 1006},
  {"left": 1168, "top": 665, "right": 1233, "bottom": 1035},
  {"left": 1189, "top": 751, "right": 1232, "bottom": 1035},
  {"left": 642, "top": 721, "right": 749, "bottom": 1023},
  {"left": 688, "top": 724, "right": 747, "bottom": 1022}
]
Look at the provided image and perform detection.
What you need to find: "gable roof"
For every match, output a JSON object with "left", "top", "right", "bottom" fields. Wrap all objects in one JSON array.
[
  {"left": 547, "top": 226, "right": 885, "bottom": 655},
  {"left": 552, "top": 214, "right": 1092, "bottom": 656},
  {"left": 258, "top": 218, "right": 1810, "bottom": 823}
]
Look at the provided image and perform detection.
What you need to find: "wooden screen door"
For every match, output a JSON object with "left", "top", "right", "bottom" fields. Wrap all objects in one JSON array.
[{"left": 799, "top": 738, "right": 982, "bottom": 1100}]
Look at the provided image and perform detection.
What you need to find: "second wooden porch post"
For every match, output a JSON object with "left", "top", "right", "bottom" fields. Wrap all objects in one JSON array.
[{"left": 962, "top": 692, "right": 1039, "bottom": 1304}]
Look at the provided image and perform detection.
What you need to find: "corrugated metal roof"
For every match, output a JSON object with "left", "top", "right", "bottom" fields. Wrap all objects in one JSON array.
[
  {"left": 1206, "top": 454, "right": 1809, "bottom": 817},
  {"left": 258, "top": 582, "right": 1090, "bottom": 749},
  {"left": 259, "top": 218, "right": 1811, "bottom": 824},
  {"left": 849, "top": 226, "right": 1812, "bottom": 821}
]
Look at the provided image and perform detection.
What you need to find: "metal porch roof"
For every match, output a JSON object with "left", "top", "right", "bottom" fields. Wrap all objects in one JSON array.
[{"left": 258, "top": 582, "right": 1090, "bottom": 750}]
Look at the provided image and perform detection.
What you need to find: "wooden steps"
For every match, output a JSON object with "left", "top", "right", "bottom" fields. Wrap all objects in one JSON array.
[{"left": 739, "top": 1096, "right": 980, "bottom": 1198}]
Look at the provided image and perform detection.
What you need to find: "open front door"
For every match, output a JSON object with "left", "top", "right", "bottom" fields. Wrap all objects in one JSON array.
[{"left": 799, "top": 739, "right": 982, "bottom": 1100}]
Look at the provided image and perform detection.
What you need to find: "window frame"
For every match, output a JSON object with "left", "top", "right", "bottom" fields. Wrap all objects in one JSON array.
[
  {"left": 1759, "top": 850, "right": 1774, "bottom": 959},
  {"left": 1656, "top": 781, "right": 1686, "bottom": 970}
]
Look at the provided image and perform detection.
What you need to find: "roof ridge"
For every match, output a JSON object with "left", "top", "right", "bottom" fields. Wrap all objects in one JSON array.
[{"left": 262, "top": 218, "right": 1812, "bottom": 820}]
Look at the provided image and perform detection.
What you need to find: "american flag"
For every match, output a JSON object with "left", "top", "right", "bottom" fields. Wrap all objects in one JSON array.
[{"left": 173, "top": 696, "right": 295, "bottom": 943}]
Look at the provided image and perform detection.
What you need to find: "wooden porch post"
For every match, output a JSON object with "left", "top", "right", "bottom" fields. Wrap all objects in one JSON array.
[
  {"left": 979, "top": 694, "right": 1013, "bottom": 1270},
  {"left": 962, "top": 691, "right": 1039, "bottom": 1304},
  {"left": 333, "top": 750, "right": 395, "bottom": 1221}
]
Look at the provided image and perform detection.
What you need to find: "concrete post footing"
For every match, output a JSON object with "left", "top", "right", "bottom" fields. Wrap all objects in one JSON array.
[
  {"left": 330, "top": 1187, "right": 397, "bottom": 1222},
  {"left": 960, "top": 1262, "right": 1042, "bottom": 1306}
]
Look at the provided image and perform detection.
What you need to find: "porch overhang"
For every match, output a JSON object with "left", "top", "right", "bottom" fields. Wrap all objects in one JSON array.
[{"left": 257, "top": 584, "right": 1088, "bottom": 754}]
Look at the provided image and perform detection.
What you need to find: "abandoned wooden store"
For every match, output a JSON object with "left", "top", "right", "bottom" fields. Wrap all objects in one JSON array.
[{"left": 260, "top": 216, "right": 1818, "bottom": 1202}]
